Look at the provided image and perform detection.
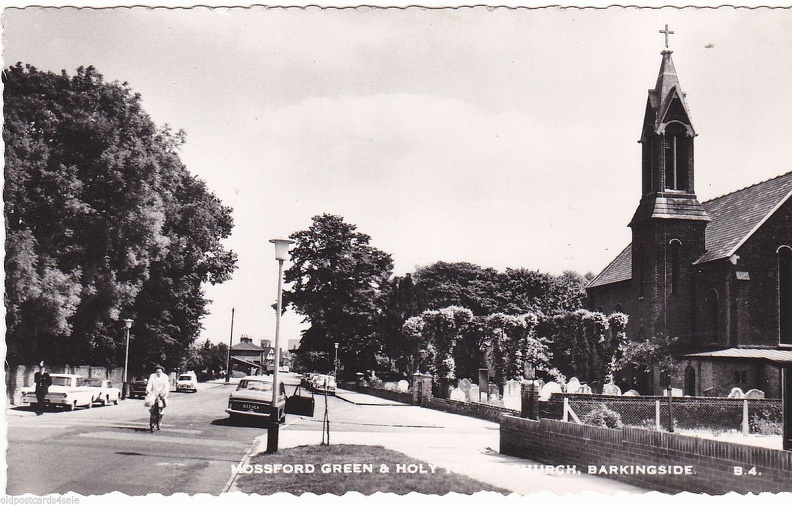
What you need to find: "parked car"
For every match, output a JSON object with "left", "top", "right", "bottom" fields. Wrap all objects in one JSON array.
[
  {"left": 311, "top": 374, "right": 337, "bottom": 395},
  {"left": 176, "top": 372, "right": 198, "bottom": 393},
  {"left": 20, "top": 374, "right": 95, "bottom": 411},
  {"left": 83, "top": 378, "right": 121, "bottom": 406},
  {"left": 128, "top": 377, "right": 148, "bottom": 399},
  {"left": 226, "top": 376, "right": 287, "bottom": 423}
]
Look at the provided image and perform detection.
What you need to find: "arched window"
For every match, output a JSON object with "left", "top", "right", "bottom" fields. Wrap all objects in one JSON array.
[
  {"left": 704, "top": 289, "right": 719, "bottom": 343},
  {"left": 663, "top": 123, "right": 690, "bottom": 191},
  {"left": 779, "top": 246, "right": 792, "bottom": 345},
  {"left": 638, "top": 244, "right": 646, "bottom": 298},
  {"left": 670, "top": 239, "right": 681, "bottom": 295}
]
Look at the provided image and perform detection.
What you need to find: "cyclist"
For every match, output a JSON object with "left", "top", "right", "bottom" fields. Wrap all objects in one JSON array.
[{"left": 146, "top": 365, "right": 170, "bottom": 416}]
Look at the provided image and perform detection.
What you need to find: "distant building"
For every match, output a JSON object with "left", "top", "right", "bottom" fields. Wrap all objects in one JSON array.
[
  {"left": 230, "top": 337, "right": 275, "bottom": 376},
  {"left": 288, "top": 339, "right": 301, "bottom": 351},
  {"left": 587, "top": 40, "right": 792, "bottom": 398}
]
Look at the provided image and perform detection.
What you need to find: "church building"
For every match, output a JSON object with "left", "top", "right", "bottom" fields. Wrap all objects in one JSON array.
[{"left": 586, "top": 30, "right": 792, "bottom": 398}]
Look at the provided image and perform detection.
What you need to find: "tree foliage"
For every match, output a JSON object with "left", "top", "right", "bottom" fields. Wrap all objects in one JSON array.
[
  {"left": 283, "top": 214, "right": 394, "bottom": 376},
  {"left": 4, "top": 64, "right": 236, "bottom": 370}
]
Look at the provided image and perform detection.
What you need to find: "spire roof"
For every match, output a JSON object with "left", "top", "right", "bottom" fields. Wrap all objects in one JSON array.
[{"left": 646, "top": 49, "right": 696, "bottom": 137}]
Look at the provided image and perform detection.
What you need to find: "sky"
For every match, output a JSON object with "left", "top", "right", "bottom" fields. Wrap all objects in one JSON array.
[{"left": 3, "top": 5, "right": 792, "bottom": 352}]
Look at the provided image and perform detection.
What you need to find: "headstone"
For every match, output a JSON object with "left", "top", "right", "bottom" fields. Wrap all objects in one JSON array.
[
  {"left": 384, "top": 382, "right": 397, "bottom": 391},
  {"left": 745, "top": 389, "right": 765, "bottom": 399},
  {"left": 727, "top": 387, "right": 745, "bottom": 399},
  {"left": 622, "top": 389, "right": 640, "bottom": 396},
  {"left": 663, "top": 388, "right": 683, "bottom": 397},
  {"left": 575, "top": 384, "right": 593, "bottom": 395},
  {"left": 602, "top": 383, "right": 622, "bottom": 396},
  {"left": 566, "top": 377, "right": 581, "bottom": 394},
  {"left": 469, "top": 385, "right": 480, "bottom": 403},
  {"left": 539, "top": 381, "right": 563, "bottom": 401},
  {"left": 449, "top": 387, "right": 466, "bottom": 402},
  {"left": 459, "top": 378, "right": 472, "bottom": 402},
  {"left": 489, "top": 383, "right": 500, "bottom": 400},
  {"left": 396, "top": 380, "right": 409, "bottom": 393},
  {"left": 503, "top": 379, "right": 522, "bottom": 410}
]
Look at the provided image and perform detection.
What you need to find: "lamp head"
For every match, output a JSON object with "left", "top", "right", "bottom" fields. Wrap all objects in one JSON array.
[
  {"left": 123, "top": 319, "right": 133, "bottom": 329},
  {"left": 269, "top": 238, "right": 295, "bottom": 261}
]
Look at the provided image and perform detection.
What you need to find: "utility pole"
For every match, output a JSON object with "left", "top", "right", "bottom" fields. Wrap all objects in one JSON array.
[{"left": 226, "top": 308, "right": 234, "bottom": 383}]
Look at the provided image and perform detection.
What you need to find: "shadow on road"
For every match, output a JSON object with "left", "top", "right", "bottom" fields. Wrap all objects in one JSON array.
[{"left": 210, "top": 416, "right": 271, "bottom": 429}]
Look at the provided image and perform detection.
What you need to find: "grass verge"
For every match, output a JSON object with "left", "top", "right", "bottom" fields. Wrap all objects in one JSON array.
[{"left": 234, "top": 444, "right": 507, "bottom": 495}]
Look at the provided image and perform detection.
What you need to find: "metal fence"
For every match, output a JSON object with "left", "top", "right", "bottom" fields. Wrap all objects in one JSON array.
[{"left": 537, "top": 394, "right": 782, "bottom": 435}]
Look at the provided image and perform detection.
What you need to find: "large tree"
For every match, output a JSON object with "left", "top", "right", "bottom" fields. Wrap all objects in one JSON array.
[
  {"left": 4, "top": 64, "right": 236, "bottom": 369},
  {"left": 283, "top": 214, "right": 393, "bottom": 376}
]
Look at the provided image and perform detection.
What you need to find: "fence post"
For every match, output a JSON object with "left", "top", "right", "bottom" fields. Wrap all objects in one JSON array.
[
  {"left": 783, "top": 366, "right": 792, "bottom": 451},
  {"left": 655, "top": 400, "right": 661, "bottom": 431},
  {"left": 563, "top": 397, "right": 569, "bottom": 422},
  {"left": 666, "top": 386, "right": 674, "bottom": 433},
  {"left": 742, "top": 399, "right": 749, "bottom": 436}
]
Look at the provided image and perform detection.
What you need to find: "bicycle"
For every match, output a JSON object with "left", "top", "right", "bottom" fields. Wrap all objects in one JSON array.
[{"left": 149, "top": 393, "right": 165, "bottom": 432}]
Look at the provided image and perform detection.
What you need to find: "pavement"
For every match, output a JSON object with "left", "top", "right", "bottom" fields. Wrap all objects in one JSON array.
[{"left": 235, "top": 388, "right": 650, "bottom": 495}]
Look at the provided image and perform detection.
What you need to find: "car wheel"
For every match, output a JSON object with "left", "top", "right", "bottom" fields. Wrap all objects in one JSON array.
[
  {"left": 113, "top": 397, "right": 119, "bottom": 405},
  {"left": 68, "top": 401, "right": 76, "bottom": 411}
]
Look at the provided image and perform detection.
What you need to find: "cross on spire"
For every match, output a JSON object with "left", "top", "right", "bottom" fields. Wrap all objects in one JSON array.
[{"left": 659, "top": 24, "right": 675, "bottom": 48}]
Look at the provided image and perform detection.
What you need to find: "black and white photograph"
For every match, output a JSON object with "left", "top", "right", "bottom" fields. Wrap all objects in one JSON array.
[{"left": 3, "top": 1, "right": 792, "bottom": 502}]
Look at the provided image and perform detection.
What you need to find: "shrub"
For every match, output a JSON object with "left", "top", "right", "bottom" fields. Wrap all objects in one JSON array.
[{"left": 581, "top": 403, "right": 624, "bottom": 429}]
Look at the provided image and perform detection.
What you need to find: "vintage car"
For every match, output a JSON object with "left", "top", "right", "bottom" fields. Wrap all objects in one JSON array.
[
  {"left": 20, "top": 373, "right": 95, "bottom": 411},
  {"left": 176, "top": 372, "right": 198, "bottom": 393},
  {"left": 226, "top": 376, "right": 287, "bottom": 422},
  {"left": 128, "top": 377, "right": 149, "bottom": 399},
  {"left": 83, "top": 378, "right": 121, "bottom": 406},
  {"left": 311, "top": 374, "right": 337, "bottom": 395}
]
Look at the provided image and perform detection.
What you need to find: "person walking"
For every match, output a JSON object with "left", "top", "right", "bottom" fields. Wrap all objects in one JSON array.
[{"left": 33, "top": 362, "right": 52, "bottom": 416}]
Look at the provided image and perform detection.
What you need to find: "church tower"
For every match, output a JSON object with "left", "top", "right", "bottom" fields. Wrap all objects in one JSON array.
[{"left": 628, "top": 26, "right": 710, "bottom": 346}]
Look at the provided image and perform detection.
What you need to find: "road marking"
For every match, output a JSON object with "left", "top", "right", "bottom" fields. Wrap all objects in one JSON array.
[{"left": 78, "top": 430, "right": 250, "bottom": 449}]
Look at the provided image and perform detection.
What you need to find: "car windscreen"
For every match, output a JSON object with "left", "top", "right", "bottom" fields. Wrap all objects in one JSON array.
[
  {"left": 178, "top": 375, "right": 192, "bottom": 381},
  {"left": 84, "top": 379, "right": 104, "bottom": 387},
  {"left": 237, "top": 380, "right": 273, "bottom": 393},
  {"left": 50, "top": 377, "right": 72, "bottom": 386}
]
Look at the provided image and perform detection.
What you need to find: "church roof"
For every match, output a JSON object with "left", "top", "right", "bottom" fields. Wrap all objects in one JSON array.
[
  {"left": 682, "top": 348, "right": 792, "bottom": 365},
  {"left": 644, "top": 50, "right": 695, "bottom": 138},
  {"left": 588, "top": 171, "right": 792, "bottom": 289}
]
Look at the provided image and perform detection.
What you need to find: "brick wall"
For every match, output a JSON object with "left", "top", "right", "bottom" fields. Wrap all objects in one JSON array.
[
  {"left": 424, "top": 397, "right": 518, "bottom": 423},
  {"left": 501, "top": 415, "right": 792, "bottom": 493},
  {"left": 343, "top": 383, "right": 413, "bottom": 404}
]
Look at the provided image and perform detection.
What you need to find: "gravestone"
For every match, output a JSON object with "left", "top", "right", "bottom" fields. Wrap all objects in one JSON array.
[
  {"left": 575, "top": 384, "right": 593, "bottom": 394},
  {"left": 745, "top": 389, "right": 765, "bottom": 399},
  {"left": 450, "top": 387, "right": 466, "bottom": 402},
  {"left": 602, "top": 383, "right": 621, "bottom": 396},
  {"left": 469, "top": 385, "right": 480, "bottom": 403},
  {"left": 488, "top": 383, "right": 500, "bottom": 400},
  {"left": 539, "top": 381, "right": 563, "bottom": 401},
  {"left": 396, "top": 380, "right": 409, "bottom": 393},
  {"left": 727, "top": 387, "right": 745, "bottom": 399},
  {"left": 503, "top": 379, "right": 522, "bottom": 410},
  {"left": 622, "top": 389, "right": 640, "bottom": 396},
  {"left": 384, "top": 382, "right": 397, "bottom": 391},
  {"left": 662, "top": 387, "right": 683, "bottom": 397},
  {"left": 459, "top": 378, "right": 472, "bottom": 402},
  {"left": 566, "top": 377, "right": 581, "bottom": 394}
]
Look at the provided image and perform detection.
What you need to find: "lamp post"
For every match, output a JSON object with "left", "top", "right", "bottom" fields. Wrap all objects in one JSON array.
[
  {"left": 334, "top": 342, "right": 339, "bottom": 379},
  {"left": 122, "top": 318, "right": 133, "bottom": 400},
  {"left": 526, "top": 360, "right": 536, "bottom": 420},
  {"left": 267, "top": 237, "right": 294, "bottom": 454}
]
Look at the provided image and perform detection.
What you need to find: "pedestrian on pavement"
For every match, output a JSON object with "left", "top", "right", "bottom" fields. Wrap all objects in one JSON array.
[
  {"left": 33, "top": 361, "right": 52, "bottom": 416},
  {"left": 146, "top": 365, "right": 170, "bottom": 412}
]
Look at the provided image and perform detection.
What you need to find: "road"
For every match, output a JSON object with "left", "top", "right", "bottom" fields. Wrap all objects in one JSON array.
[
  {"left": 7, "top": 376, "right": 646, "bottom": 495},
  {"left": 6, "top": 377, "right": 301, "bottom": 495}
]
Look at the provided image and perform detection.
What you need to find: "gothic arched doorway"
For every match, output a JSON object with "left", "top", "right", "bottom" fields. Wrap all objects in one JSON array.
[{"left": 684, "top": 365, "right": 696, "bottom": 396}]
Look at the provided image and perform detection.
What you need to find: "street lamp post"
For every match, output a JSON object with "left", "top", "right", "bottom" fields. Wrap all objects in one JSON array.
[
  {"left": 267, "top": 237, "right": 294, "bottom": 454},
  {"left": 334, "top": 342, "right": 339, "bottom": 379},
  {"left": 226, "top": 308, "right": 235, "bottom": 383},
  {"left": 122, "top": 319, "right": 133, "bottom": 400}
]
